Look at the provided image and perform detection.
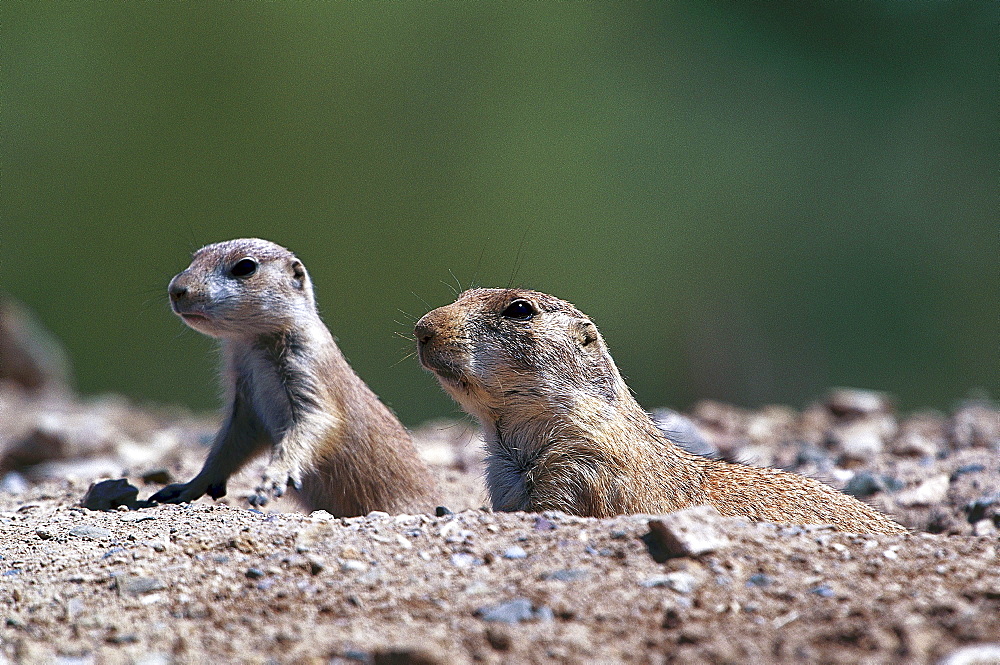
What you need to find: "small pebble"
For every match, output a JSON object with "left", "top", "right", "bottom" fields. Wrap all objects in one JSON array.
[
  {"left": 478, "top": 598, "right": 540, "bottom": 623},
  {"left": 951, "top": 464, "right": 986, "bottom": 481},
  {"left": 502, "top": 546, "right": 527, "bottom": 560},
  {"left": 533, "top": 517, "right": 555, "bottom": 531},
  {"left": 540, "top": 569, "right": 588, "bottom": 582},
  {"left": 746, "top": 573, "right": 773, "bottom": 588},
  {"left": 245, "top": 568, "right": 266, "bottom": 579},
  {"left": 36, "top": 528, "right": 53, "bottom": 540},
  {"left": 341, "top": 559, "right": 368, "bottom": 573},
  {"left": 450, "top": 552, "right": 479, "bottom": 568},
  {"left": 117, "top": 575, "right": 166, "bottom": 595},
  {"left": 810, "top": 584, "right": 836, "bottom": 598},
  {"left": 641, "top": 572, "right": 699, "bottom": 594}
]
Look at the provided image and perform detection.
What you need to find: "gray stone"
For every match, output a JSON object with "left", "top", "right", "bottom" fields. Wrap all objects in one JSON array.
[
  {"left": 116, "top": 575, "right": 166, "bottom": 595},
  {"left": 450, "top": 552, "right": 479, "bottom": 568},
  {"left": 69, "top": 524, "right": 112, "bottom": 540},
  {"left": 540, "top": 569, "right": 588, "bottom": 582},
  {"left": 341, "top": 559, "right": 368, "bottom": 573},
  {"left": 0, "top": 471, "right": 29, "bottom": 494},
  {"left": 641, "top": 572, "right": 699, "bottom": 593},
  {"left": 746, "top": 573, "right": 773, "bottom": 588},
  {"left": 895, "top": 474, "right": 950, "bottom": 507},
  {"left": 843, "top": 472, "right": 902, "bottom": 498},
  {"left": 809, "top": 584, "right": 836, "bottom": 598},
  {"left": 502, "top": 545, "right": 527, "bottom": 560},
  {"left": 829, "top": 417, "right": 894, "bottom": 461},
  {"left": 479, "top": 598, "right": 535, "bottom": 623},
  {"left": 645, "top": 506, "right": 731, "bottom": 561}
]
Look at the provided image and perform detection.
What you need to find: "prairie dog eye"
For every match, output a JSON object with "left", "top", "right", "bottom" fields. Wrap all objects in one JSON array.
[
  {"left": 501, "top": 299, "right": 536, "bottom": 321},
  {"left": 230, "top": 257, "right": 258, "bottom": 278}
]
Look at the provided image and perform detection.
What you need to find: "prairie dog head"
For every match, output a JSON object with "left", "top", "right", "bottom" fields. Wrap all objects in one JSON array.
[
  {"left": 415, "top": 288, "right": 625, "bottom": 422},
  {"left": 168, "top": 238, "right": 316, "bottom": 339}
]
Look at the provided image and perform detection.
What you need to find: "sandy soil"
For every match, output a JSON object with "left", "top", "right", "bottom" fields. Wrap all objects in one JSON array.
[{"left": 1, "top": 386, "right": 999, "bottom": 664}]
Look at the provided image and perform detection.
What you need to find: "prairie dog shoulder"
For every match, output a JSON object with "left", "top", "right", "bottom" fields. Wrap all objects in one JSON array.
[
  {"left": 151, "top": 238, "right": 435, "bottom": 516},
  {"left": 415, "top": 288, "right": 905, "bottom": 535}
]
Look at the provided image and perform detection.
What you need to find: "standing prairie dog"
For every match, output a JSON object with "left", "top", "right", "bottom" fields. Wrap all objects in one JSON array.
[
  {"left": 151, "top": 238, "right": 435, "bottom": 516},
  {"left": 415, "top": 288, "right": 906, "bottom": 535}
]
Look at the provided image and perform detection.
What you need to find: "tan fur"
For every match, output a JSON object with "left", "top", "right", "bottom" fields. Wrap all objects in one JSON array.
[
  {"left": 151, "top": 238, "right": 435, "bottom": 516},
  {"left": 415, "top": 288, "right": 906, "bottom": 534}
]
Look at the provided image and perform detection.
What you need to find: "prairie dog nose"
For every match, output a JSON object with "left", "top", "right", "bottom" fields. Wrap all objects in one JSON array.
[
  {"left": 414, "top": 319, "right": 436, "bottom": 346},
  {"left": 168, "top": 277, "right": 188, "bottom": 302}
]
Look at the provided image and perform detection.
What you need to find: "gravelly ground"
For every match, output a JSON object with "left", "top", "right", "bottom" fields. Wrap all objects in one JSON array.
[{"left": 1, "top": 386, "right": 999, "bottom": 664}]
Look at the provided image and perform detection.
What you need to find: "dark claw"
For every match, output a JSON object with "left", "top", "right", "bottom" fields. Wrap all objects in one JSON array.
[
  {"left": 207, "top": 482, "right": 227, "bottom": 499},
  {"left": 272, "top": 484, "right": 284, "bottom": 498},
  {"left": 290, "top": 477, "right": 302, "bottom": 491},
  {"left": 149, "top": 483, "right": 197, "bottom": 504},
  {"left": 248, "top": 493, "right": 269, "bottom": 507}
]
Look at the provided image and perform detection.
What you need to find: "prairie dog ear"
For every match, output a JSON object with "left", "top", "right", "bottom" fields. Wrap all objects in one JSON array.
[
  {"left": 572, "top": 318, "right": 600, "bottom": 348},
  {"left": 290, "top": 260, "right": 307, "bottom": 290}
]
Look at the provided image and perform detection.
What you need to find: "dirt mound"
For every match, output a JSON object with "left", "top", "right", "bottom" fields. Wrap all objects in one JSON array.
[{"left": 1, "top": 387, "right": 998, "bottom": 663}]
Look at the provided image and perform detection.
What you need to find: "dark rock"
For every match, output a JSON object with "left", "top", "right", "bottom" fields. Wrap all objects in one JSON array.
[
  {"left": 245, "top": 568, "right": 266, "bottom": 579},
  {"left": 434, "top": 506, "right": 453, "bottom": 517},
  {"left": 485, "top": 625, "right": 513, "bottom": 651},
  {"left": 964, "top": 495, "right": 999, "bottom": 524},
  {"left": 662, "top": 608, "right": 683, "bottom": 629},
  {"left": 81, "top": 479, "right": 140, "bottom": 511},
  {"left": 843, "top": 473, "right": 903, "bottom": 498},
  {"left": 795, "top": 447, "right": 831, "bottom": 468}
]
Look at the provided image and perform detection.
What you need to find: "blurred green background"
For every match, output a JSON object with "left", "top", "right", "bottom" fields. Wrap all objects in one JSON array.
[{"left": 4, "top": 3, "right": 997, "bottom": 426}]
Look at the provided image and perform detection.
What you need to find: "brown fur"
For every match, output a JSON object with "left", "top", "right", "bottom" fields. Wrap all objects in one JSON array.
[
  {"left": 151, "top": 238, "right": 435, "bottom": 516},
  {"left": 415, "top": 288, "right": 906, "bottom": 534}
]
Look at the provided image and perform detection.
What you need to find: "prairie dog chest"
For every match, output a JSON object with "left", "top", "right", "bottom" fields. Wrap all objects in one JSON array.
[{"left": 232, "top": 346, "right": 294, "bottom": 439}]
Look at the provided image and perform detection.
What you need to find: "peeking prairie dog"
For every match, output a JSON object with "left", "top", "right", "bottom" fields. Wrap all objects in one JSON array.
[
  {"left": 415, "top": 288, "right": 906, "bottom": 535},
  {"left": 151, "top": 238, "right": 435, "bottom": 516}
]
